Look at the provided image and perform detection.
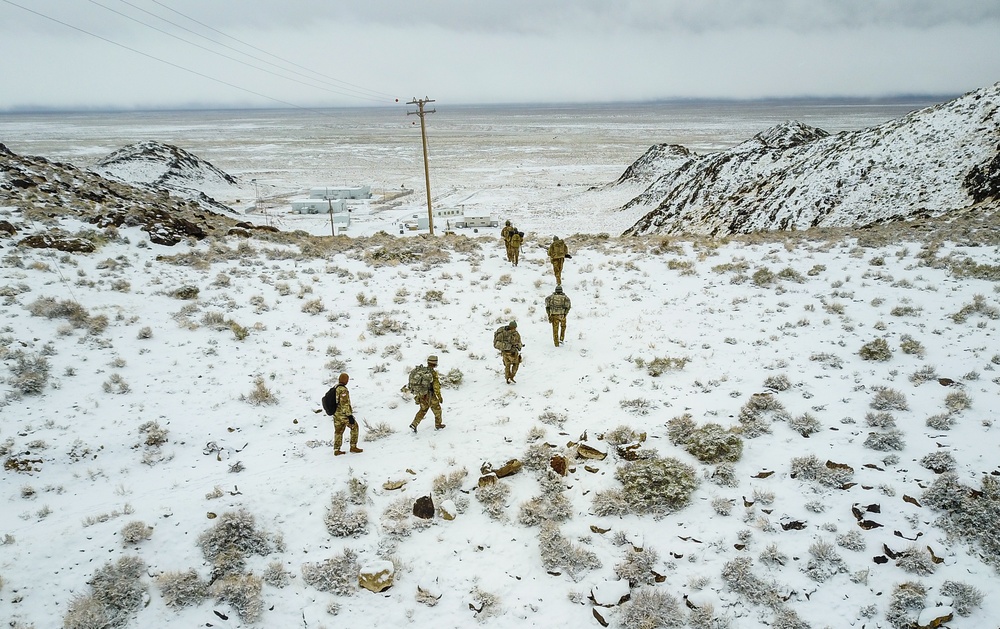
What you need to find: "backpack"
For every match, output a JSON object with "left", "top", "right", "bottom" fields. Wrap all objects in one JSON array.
[
  {"left": 550, "top": 239, "right": 568, "bottom": 258},
  {"left": 408, "top": 365, "right": 434, "bottom": 395},
  {"left": 322, "top": 385, "right": 341, "bottom": 415},
  {"left": 493, "top": 326, "right": 508, "bottom": 351}
]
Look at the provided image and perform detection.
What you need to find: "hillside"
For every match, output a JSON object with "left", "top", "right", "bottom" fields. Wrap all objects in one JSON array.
[
  {"left": 622, "top": 83, "right": 1000, "bottom": 237},
  {"left": 0, "top": 142, "right": 258, "bottom": 246}
]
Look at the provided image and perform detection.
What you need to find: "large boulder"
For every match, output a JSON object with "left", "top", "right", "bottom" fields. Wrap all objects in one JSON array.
[{"left": 18, "top": 233, "right": 95, "bottom": 253}]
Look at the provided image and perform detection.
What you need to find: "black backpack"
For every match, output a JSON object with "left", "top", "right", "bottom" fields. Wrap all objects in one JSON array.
[{"left": 322, "top": 385, "right": 341, "bottom": 415}]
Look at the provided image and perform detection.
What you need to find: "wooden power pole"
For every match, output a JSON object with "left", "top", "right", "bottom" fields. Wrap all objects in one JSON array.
[{"left": 407, "top": 97, "right": 436, "bottom": 235}]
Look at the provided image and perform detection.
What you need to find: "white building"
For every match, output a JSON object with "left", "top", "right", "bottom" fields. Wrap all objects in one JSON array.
[
  {"left": 456, "top": 207, "right": 499, "bottom": 229},
  {"left": 290, "top": 198, "right": 350, "bottom": 229},
  {"left": 309, "top": 186, "right": 371, "bottom": 200},
  {"left": 405, "top": 207, "right": 499, "bottom": 231}
]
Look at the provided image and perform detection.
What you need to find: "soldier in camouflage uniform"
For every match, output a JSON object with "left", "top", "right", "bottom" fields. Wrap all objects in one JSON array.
[
  {"left": 501, "top": 220, "right": 515, "bottom": 263},
  {"left": 545, "top": 286, "right": 572, "bottom": 347},
  {"left": 509, "top": 230, "right": 524, "bottom": 266},
  {"left": 331, "top": 373, "right": 362, "bottom": 455},
  {"left": 410, "top": 355, "right": 444, "bottom": 431},
  {"left": 546, "top": 236, "right": 571, "bottom": 284},
  {"left": 495, "top": 321, "right": 523, "bottom": 383}
]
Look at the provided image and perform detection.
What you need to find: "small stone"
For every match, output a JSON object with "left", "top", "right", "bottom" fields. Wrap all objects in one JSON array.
[
  {"left": 358, "top": 560, "right": 394, "bottom": 593},
  {"left": 440, "top": 499, "right": 457, "bottom": 520},
  {"left": 494, "top": 459, "right": 523, "bottom": 478},
  {"left": 550, "top": 454, "right": 568, "bottom": 476},
  {"left": 413, "top": 495, "right": 435, "bottom": 519},
  {"left": 577, "top": 444, "right": 607, "bottom": 460},
  {"left": 917, "top": 606, "right": 953, "bottom": 629}
]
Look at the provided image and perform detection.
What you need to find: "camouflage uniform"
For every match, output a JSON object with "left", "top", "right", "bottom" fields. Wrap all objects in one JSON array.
[
  {"left": 508, "top": 231, "right": 523, "bottom": 266},
  {"left": 545, "top": 287, "right": 572, "bottom": 346},
  {"left": 411, "top": 358, "right": 444, "bottom": 430},
  {"left": 501, "top": 221, "right": 515, "bottom": 262},
  {"left": 330, "top": 375, "right": 361, "bottom": 454},
  {"left": 495, "top": 322, "right": 523, "bottom": 383},
  {"left": 547, "top": 236, "right": 569, "bottom": 284}
]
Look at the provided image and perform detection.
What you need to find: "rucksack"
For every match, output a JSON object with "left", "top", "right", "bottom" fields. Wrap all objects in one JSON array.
[
  {"left": 493, "top": 326, "right": 508, "bottom": 351},
  {"left": 408, "top": 365, "right": 434, "bottom": 395},
  {"left": 321, "top": 385, "right": 341, "bottom": 415},
  {"left": 549, "top": 239, "right": 567, "bottom": 258}
]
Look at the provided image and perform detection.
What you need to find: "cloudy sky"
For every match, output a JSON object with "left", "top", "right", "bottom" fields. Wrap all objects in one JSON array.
[{"left": 1, "top": 0, "right": 998, "bottom": 111}]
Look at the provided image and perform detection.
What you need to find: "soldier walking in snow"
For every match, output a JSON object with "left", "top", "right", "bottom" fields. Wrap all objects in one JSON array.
[
  {"left": 410, "top": 355, "right": 445, "bottom": 431},
  {"left": 546, "top": 236, "right": 571, "bottom": 284},
  {"left": 501, "top": 220, "right": 516, "bottom": 263},
  {"left": 509, "top": 230, "right": 524, "bottom": 266},
  {"left": 493, "top": 321, "right": 523, "bottom": 383},
  {"left": 324, "top": 373, "right": 362, "bottom": 456},
  {"left": 545, "top": 286, "right": 572, "bottom": 347}
]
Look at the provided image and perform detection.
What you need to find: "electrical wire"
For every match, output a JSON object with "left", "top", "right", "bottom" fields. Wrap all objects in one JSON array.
[
  {"left": 107, "top": 0, "right": 393, "bottom": 102},
  {"left": 83, "top": 0, "right": 390, "bottom": 103},
  {"left": 1, "top": 0, "right": 396, "bottom": 108},
  {"left": 146, "top": 0, "right": 397, "bottom": 101}
]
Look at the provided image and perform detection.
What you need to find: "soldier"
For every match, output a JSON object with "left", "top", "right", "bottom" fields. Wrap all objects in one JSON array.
[
  {"left": 546, "top": 235, "right": 571, "bottom": 284},
  {"left": 509, "top": 230, "right": 524, "bottom": 266},
  {"left": 500, "top": 220, "right": 515, "bottom": 263},
  {"left": 494, "top": 320, "right": 523, "bottom": 383},
  {"left": 545, "top": 285, "right": 572, "bottom": 347},
  {"left": 410, "top": 355, "right": 444, "bottom": 432},
  {"left": 328, "top": 373, "right": 362, "bottom": 455}
]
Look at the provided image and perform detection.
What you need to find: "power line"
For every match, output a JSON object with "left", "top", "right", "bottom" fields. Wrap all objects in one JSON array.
[
  {"left": 82, "top": 0, "right": 387, "bottom": 104},
  {"left": 110, "top": 0, "right": 393, "bottom": 102},
  {"left": 147, "top": 0, "right": 396, "bottom": 102},
  {"left": 1, "top": 0, "right": 315, "bottom": 110}
]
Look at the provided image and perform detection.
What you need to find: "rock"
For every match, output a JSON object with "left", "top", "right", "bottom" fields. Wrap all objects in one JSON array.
[
  {"left": 18, "top": 233, "right": 95, "bottom": 253},
  {"left": 416, "top": 581, "right": 442, "bottom": 606},
  {"left": 478, "top": 473, "right": 497, "bottom": 487},
  {"left": 616, "top": 443, "right": 643, "bottom": 460},
  {"left": 577, "top": 443, "right": 607, "bottom": 460},
  {"left": 439, "top": 499, "right": 457, "bottom": 520},
  {"left": 382, "top": 479, "right": 407, "bottom": 490},
  {"left": 358, "top": 560, "right": 394, "bottom": 593},
  {"left": 591, "top": 579, "right": 631, "bottom": 606},
  {"left": 412, "top": 495, "right": 435, "bottom": 519},
  {"left": 550, "top": 454, "right": 568, "bottom": 476},
  {"left": 0, "top": 220, "right": 16, "bottom": 235},
  {"left": 917, "top": 606, "right": 953, "bottom": 628},
  {"left": 592, "top": 608, "right": 609, "bottom": 627},
  {"left": 494, "top": 459, "right": 522, "bottom": 478}
]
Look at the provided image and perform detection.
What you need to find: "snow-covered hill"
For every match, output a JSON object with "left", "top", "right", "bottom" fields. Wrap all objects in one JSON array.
[
  {"left": 0, "top": 143, "right": 255, "bottom": 245},
  {"left": 622, "top": 83, "right": 1000, "bottom": 237}
]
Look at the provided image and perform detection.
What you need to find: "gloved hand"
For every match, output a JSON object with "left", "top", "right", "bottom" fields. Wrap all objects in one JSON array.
[{"left": 347, "top": 414, "right": 356, "bottom": 425}]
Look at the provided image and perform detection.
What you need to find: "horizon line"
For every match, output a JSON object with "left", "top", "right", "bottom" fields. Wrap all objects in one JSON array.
[{"left": 0, "top": 92, "right": 959, "bottom": 116}]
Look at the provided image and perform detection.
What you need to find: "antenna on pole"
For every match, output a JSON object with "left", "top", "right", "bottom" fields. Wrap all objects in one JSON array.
[{"left": 407, "top": 97, "right": 436, "bottom": 235}]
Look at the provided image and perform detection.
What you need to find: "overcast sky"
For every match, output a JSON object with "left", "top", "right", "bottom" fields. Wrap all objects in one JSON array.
[{"left": 1, "top": 0, "right": 998, "bottom": 111}]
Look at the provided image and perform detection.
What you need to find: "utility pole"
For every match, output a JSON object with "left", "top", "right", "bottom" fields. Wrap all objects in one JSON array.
[
  {"left": 328, "top": 198, "right": 336, "bottom": 237},
  {"left": 407, "top": 97, "right": 436, "bottom": 235}
]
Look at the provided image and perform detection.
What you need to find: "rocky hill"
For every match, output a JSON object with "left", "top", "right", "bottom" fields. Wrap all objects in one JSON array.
[
  {"left": 0, "top": 143, "right": 260, "bottom": 246},
  {"left": 622, "top": 83, "right": 1000, "bottom": 237}
]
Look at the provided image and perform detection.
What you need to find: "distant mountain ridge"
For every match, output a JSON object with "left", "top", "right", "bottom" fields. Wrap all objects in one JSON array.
[{"left": 621, "top": 83, "right": 1000, "bottom": 237}]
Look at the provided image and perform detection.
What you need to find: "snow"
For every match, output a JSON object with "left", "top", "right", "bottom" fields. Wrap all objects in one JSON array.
[{"left": 2, "top": 103, "right": 999, "bottom": 629}]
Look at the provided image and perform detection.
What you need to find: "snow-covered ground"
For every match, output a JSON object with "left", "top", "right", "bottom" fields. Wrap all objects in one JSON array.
[
  {"left": 2, "top": 100, "right": 997, "bottom": 629},
  {"left": 2, "top": 216, "right": 999, "bottom": 629}
]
